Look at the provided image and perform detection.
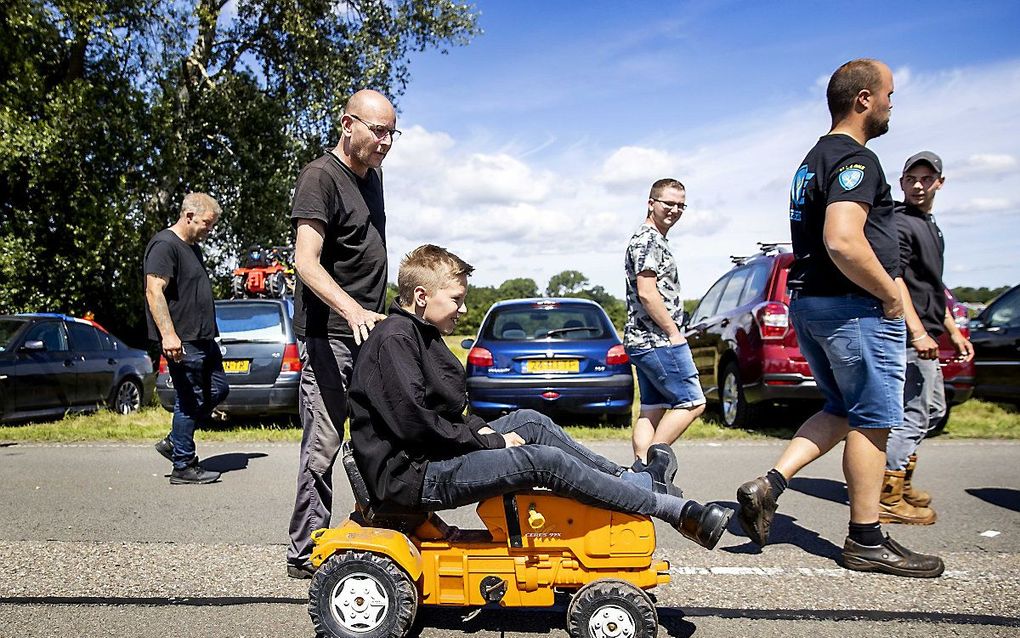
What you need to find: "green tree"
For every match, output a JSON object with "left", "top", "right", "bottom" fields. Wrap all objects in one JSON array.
[
  {"left": 498, "top": 277, "right": 539, "bottom": 299},
  {"left": 545, "top": 270, "right": 589, "bottom": 297}
]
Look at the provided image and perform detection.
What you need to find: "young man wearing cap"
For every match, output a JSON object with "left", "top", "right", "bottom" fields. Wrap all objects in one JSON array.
[{"left": 881, "top": 151, "right": 974, "bottom": 525}]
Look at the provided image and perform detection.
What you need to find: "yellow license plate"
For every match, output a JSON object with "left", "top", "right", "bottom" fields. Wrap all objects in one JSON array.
[
  {"left": 223, "top": 359, "right": 250, "bottom": 374},
  {"left": 525, "top": 359, "right": 579, "bottom": 374}
]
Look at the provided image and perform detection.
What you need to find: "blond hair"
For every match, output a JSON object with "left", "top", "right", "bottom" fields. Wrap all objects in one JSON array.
[{"left": 398, "top": 244, "right": 474, "bottom": 305}]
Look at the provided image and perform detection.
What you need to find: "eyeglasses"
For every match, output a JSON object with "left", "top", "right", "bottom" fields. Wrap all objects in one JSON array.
[
  {"left": 651, "top": 198, "right": 687, "bottom": 211},
  {"left": 348, "top": 114, "right": 401, "bottom": 141},
  {"left": 901, "top": 174, "right": 938, "bottom": 187}
]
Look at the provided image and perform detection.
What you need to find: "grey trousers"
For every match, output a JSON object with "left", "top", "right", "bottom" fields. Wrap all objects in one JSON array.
[
  {"left": 287, "top": 336, "right": 356, "bottom": 566},
  {"left": 887, "top": 348, "right": 946, "bottom": 471}
]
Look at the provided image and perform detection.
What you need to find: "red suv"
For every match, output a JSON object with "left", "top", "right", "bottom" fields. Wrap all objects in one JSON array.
[{"left": 685, "top": 243, "right": 974, "bottom": 430}]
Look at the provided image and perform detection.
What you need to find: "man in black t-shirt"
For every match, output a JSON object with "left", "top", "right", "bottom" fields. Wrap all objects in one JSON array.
[
  {"left": 736, "top": 59, "right": 944, "bottom": 578},
  {"left": 286, "top": 89, "right": 398, "bottom": 578},
  {"left": 144, "top": 193, "right": 228, "bottom": 485}
]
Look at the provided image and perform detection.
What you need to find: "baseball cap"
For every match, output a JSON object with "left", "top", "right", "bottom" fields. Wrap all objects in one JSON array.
[{"left": 903, "top": 151, "right": 943, "bottom": 175}]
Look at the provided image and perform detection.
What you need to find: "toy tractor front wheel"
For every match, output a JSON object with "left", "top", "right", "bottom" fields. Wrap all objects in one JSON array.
[
  {"left": 566, "top": 579, "right": 658, "bottom": 638},
  {"left": 308, "top": 550, "right": 418, "bottom": 638}
]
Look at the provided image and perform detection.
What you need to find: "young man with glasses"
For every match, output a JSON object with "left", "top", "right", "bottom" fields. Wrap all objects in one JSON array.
[
  {"left": 623, "top": 178, "right": 706, "bottom": 480},
  {"left": 286, "top": 89, "right": 400, "bottom": 578},
  {"left": 881, "top": 151, "right": 973, "bottom": 525}
]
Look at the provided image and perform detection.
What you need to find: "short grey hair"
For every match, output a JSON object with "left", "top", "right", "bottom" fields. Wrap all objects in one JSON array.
[{"left": 180, "top": 192, "right": 221, "bottom": 217}]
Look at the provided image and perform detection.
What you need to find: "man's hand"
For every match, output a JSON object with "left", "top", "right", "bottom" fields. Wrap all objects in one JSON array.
[
  {"left": 344, "top": 306, "right": 388, "bottom": 345},
  {"left": 910, "top": 333, "right": 939, "bottom": 360},
  {"left": 951, "top": 333, "right": 975, "bottom": 362},
  {"left": 502, "top": 432, "right": 525, "bottom": 447},
  {"left": 668, "top": 333, "right": 687, "bottom": 346},
  {"left": 162, "top": 334, "right": 184, "bottom": 363}
]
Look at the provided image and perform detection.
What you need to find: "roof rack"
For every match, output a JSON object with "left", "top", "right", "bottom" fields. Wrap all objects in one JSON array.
[
  {"left": 757, "top": 242, "right": 791, "bottom": 255},
  {"left": 729, "top": 255, "right": 752, "bottom": 265}
]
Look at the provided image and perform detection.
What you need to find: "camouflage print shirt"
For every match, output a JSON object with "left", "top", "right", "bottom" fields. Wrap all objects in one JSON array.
[{"left": 624, "top": 223, "right": 684, "bottom": 350}]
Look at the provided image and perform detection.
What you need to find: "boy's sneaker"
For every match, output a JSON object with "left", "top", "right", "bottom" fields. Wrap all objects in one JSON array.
[
  {"left": 736, "top": 476, "right": 778, "bottom": 546},
  {"left": 154, "top": 436, "right": 174, "bottom": 462},
  {"left": 842, "top": 534, "right": 945, "bottom": 578},
  {"left": 169, "top": 460, "right": 220, "bottom": 485}
]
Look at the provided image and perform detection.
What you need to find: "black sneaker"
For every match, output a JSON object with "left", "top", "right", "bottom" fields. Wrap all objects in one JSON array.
[
  {"left": 674, "top": 501, "right": 734, "bottom": 550},
  {"left": 644, "top": 443, "right": 683, "bottom": 497},
  {"left": 169, "top": 460, "right": 220, "bottom": 485},
  {"left": 736, "top": 476, "right": 778, "bottom": 546},
  {"left": 287, "top": 563, "right": 316, "bottom": 579},
  {"left": 842, "top": 534, "right": 945, "bottom": 578},
  {"left": 154, "top": 436, "right": 174, "bottom": 462}
]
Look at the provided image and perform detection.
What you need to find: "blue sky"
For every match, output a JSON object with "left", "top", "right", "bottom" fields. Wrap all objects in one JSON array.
[{"left": 381, "top": 1, "right": 1020, "bottom": 299}]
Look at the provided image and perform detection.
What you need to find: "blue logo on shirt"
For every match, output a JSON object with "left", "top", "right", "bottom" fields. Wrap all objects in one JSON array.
[
  {"left": 838, "top": 167, "right": 864, "bottom": 191},
  {"left": 789, "top": 164, "right": 814, "bottom": 221}
]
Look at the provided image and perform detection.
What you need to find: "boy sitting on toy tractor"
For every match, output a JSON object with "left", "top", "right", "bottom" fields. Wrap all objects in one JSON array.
[{"left": 348, "top": 244, "right": 734, "bottom": 550}]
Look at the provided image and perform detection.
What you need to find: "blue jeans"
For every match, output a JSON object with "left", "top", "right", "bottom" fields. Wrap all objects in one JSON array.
[
  {"left": 166, "top": 339, "right": 229, "bottom": 468},
  {"left": 420, "top": 409, "right": 688, "bottom": 521},
  {"left": 626, "top": 343, "right": 706, "bottom": 410},
  {"left": 791, "top": 294, "right": 906, "bottom": 429}
]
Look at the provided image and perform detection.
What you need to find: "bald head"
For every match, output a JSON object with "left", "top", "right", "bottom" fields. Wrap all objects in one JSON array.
[
  {"left": 826, "top": 58, "right": 890, "bottom": 123},
  {"left": 338, "top": 89, "right": 398, "bottom": 177},
  {"left": 345, "top": 89, "right": 396, "bottom": 123}
]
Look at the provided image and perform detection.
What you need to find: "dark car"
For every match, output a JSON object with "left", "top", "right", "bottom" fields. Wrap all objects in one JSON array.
[
  {"left": 969, "top": 284, "right": 1020, "bottom": 404},
  {"left": 462, "top": 298, "right": 633, "bottom": 424},
  {"left": 156, "top": 298, "right": 300, "bottom": 417},
  {"left": 0, "top": 313, "right": 155, "bottom": 423},
  {"left": 685, "top": 243, "right": 974, "bottom": 428}
]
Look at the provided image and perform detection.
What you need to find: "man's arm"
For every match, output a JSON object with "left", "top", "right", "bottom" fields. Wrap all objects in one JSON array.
[
  {"left": 144, "top": 274, "right": 183, "bottom": 362},
  {"left": 294, "top": 219, "right": 387, "bottom": 345},
  {"left": 942, "top": 304, "right": 975, "bottom": 362},
  {"left": 636, "top": 272, "right": 684, "bottom": 344},
  {"left": 823, "top": 201, "right": 903, "bottom": 318},
  {"left": 897, "top": 277, "right": 939, "bottom": 359}
]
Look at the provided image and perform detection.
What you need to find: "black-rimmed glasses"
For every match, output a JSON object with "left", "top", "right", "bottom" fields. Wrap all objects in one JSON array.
[
  {"left": 348, "top": 114, "right": 401, "bottom": 141},
  {"left": 652, "top": 198, "right": 687, "bottom": 211}
]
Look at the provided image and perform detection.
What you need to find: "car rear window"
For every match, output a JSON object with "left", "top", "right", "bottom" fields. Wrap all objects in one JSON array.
[
  {"left": 0, "top": 318, "right": 27, "bottom": 352},
  {"left": 216, "top": 303, "right": 285, "bottom": 340},
  {"left": 483, "top": 305, "right": 611, "bottom": 341}
]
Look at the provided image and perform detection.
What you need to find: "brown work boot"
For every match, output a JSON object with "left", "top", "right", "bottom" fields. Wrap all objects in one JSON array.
[
  {"left": 879, "top": 470, "right": 936, "bottom": 525},
  {"left": 903, "top": 454, "right": 932, "bottom": 507},
  {"left": 842, "top": 534, "right": 944, "bottom": 578},
  {"left": 736, "top": 476, "right": 778, "bottom": 546}
]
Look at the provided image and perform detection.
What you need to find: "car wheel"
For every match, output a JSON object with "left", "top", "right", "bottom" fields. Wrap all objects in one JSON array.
[
  {"left": 566, "top": 579, "right": 657, "bottom": 638},
  {"left": 926, "top": 406, "right": 950, "bottom": 438},
  {"left": 719, "top": 361, "right": 761, "bottom": 428},
  {"left": 110, "top": 378, "right": 142, "bottom": 415},
  {"left": 309, "top": 550, "right": 417, "bottom": 638}
]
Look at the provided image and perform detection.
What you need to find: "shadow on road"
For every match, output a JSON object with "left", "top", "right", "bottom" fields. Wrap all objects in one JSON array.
[
  {"left": 199, "top": 452, "right": 269, "bottom": 474},
  {"left": 789, "top": 476, "right": 849, "bottom": 505},
  {"left": 411, "top": 606, "right": 563, "bottom": 637},
  {"left": 717, "top": 499, "right": 843, "bottom": 562},
  {"left": 966, "top": 487, "right": 1020, "bottom": 512}
]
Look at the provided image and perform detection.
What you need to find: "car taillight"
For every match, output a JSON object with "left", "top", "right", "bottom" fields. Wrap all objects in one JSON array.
[
  {"left": 467, "top": 346, "right": 493, "bottom": 367},
  {"left": 158, "top": 356, "right": 168, "bottom": 375},
  {"left": 754, "top": 301, "right": 790, "bottom": 340},
  {"left": 606, "top": 344, "right": 629, "bottom": 365},
  {"left": 281, "top": 343, "right": 302, "bottom": 372}
]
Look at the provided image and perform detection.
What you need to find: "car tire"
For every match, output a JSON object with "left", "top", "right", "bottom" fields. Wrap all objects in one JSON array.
[
  {"left": 309, "top": 550, "right": 417, "bottom": 638},
  {"left": 719, "top": 361, "right": 762, "bottom": 428},
  {"left": 566, "top": 579, "right": 657, "bottom": 638},
  {"left": 110, "top": 378, "right": 142, "bottom": 415}
]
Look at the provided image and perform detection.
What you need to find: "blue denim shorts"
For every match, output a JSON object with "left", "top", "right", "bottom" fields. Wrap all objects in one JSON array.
[
  {"left": 791, "top": 294, "right": 906, "bottom": 429},
  {"left": 626, "top": 343, "right": 706, "bottom": 410}
]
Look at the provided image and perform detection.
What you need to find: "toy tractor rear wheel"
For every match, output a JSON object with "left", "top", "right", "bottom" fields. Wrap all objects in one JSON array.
[
  {"left": 268, "top": 271, "right": 286, "bottom": 298},
  {"left": 231, "top": 275, "right": 245, "bottom": 298},
  {"left": 308, "top": 550, "right": 418, "bottom": 638},
  {"left": 566, "top": 579, "right": 657, "bottom": 638}
]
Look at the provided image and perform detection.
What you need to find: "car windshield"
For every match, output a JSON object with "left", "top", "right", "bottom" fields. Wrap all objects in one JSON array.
[
  {"left": 0, "top": 318, "right": 27, "bottom": 352},
  {"left": 483, "top": 305, "right": 610, "bottom": 341},
  {"left": 216, "top": 303, "right": 285, "bottom": 341}
]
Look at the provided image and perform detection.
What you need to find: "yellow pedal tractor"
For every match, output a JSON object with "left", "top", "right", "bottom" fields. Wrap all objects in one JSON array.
[{"left": 306, "top": 442, "right": 672, "bottom": 638}]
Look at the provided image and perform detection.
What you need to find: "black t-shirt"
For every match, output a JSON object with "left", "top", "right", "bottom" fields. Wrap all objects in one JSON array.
[
  {"left": 143, "top": 229, "right": 218, "bottom": 342},
  {"left": 897, "top": 202, "right": 948, "bottom": 337},
  {"left": 788, "top": 134, "right": 901, "bottom": 297},
  {"left": 290, "top": 152, "right": 387, "bottom": 339}
]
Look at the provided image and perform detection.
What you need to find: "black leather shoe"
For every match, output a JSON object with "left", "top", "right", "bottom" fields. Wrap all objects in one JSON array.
[
  {"left": 736, "top": 476, "right": 778, "bottom": 546},
  {"left": 169, "top": 460, "right": 220, "bottom": 485},
  {"left": 644, "top": 443, "right": 683, "bottom": 497},
  {"left": 154, "top": 436, "right": 174, "bottom": 462},
  {"left": 287, "top": 563, "right": 316, "bottom": 579},
  {"left": 675, "top": 501, "right": 734, "bottom": 550},
  {"left": 842, "top": 534, "right": 945, "bottom": 578}
]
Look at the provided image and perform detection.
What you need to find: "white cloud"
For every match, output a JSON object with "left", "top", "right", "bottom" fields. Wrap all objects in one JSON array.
[{"left": 383, "top": 59, "right": 1020, "bottom": 297}]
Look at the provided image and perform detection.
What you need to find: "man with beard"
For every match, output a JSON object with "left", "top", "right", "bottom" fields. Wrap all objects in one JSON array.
[
  {"left": 735, "top": 59, "right": 945, "bottom": 577},
  {"left": 286, "top": 89, "right": 398, "bottom": 578}
]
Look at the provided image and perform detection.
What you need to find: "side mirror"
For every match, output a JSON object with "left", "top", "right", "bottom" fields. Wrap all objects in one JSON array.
[
  {"left": 20, "top": 340, "right": 46, "bottom": 352},
  {"left": 460, "top": 338, "right": 475, "bottom": 350},
  {"left": 970, "top": 320, "right": 986, "bottom": 331}
]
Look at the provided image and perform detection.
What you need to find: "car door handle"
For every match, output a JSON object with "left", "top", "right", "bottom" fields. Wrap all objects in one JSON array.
[
  {"left": 63, "top": 359, "right": 75, "bottom": 367},
  {"left": 108, "top": 358, "right": 118, "bottom": 365}
]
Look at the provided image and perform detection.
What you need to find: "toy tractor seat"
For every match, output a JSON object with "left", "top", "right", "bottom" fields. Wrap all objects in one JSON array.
[{"left": 340, "top": 440, "right": 428, "bottom": 532}]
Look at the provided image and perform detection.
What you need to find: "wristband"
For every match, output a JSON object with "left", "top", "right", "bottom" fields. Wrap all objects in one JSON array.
[{"left": 910, "top": 334, "right": 929, "bottom": 343}]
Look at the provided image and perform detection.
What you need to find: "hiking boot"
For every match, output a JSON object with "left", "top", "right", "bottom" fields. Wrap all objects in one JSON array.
[
  {"left": 644, "top": 443, "right": 683, "bottom": 497},
  {"left": 903, "top": 454, "right": 932, "bottom": 507},
  {"left": 879, "top": 470, "right": 936, "bottom": 525},
  {"left": 169, "top": 460, "right": 220, "bottom": 485},
  {"left": 154, "top": 436, "right": 174, "bottom": 462},
  {"left": 674, "top": 501, "right": 733, "bottom": 550},
  {"left": 287, "top": 563, "right": 316, "bottom": 579},
  {"left": 736, "top": 476, "right": 778, "bottom": 546},
  {"left": 842, "top": 534, "right": 945, "bottom": 578}
]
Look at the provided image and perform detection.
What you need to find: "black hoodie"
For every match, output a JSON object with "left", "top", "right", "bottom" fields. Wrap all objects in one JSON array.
[{"left": 348, "top": 301, "right": 505, "bottom": 509}]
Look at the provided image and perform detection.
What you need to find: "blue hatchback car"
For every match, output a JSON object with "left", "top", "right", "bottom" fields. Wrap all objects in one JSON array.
[{"left": 461, "top": 298, "right": 634, "bottom": 424}]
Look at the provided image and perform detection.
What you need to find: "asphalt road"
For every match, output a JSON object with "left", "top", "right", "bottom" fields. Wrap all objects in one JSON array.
[{"left": 1, "top": 438, "right": 1018, "bottom": 637}]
